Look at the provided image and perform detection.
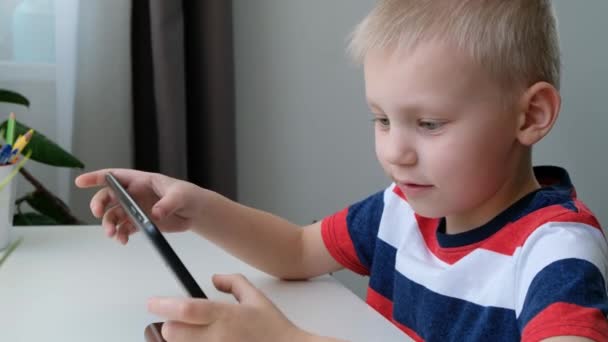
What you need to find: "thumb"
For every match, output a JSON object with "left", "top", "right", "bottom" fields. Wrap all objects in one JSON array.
[
  {"left": 212, "top": 274, "right": 268, "bottom": 306},
  {"left": 151, "top": 187, "right": 184, "bottom": 220}
]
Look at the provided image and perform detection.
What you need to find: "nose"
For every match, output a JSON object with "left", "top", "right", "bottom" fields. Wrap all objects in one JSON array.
[{"left": 384, "top": 131, "right": 417, "bottom": 166}]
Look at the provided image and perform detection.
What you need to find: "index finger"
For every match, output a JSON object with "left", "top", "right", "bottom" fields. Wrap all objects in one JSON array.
[
  {"left": 74, "top": 168, "right": 138, "bottom": 188},
  {"left": 147, "top": 297, "right": 223, "bottom": 325}
]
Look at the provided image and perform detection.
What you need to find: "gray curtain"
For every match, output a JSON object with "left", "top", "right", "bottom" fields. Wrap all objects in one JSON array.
[{"left": 131, "top": 0, "right": 236, "bottom": 199}]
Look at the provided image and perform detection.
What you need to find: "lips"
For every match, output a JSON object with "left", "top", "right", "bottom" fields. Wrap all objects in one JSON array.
[
  {"left": 397, "top": 182, "right": 434, "bottom": 195},
  {"left": 396, "top": 180, "right": 432, "bottom": 187},
  {"left": 403, "top": 183, "right": 432, "bottom": 188}
]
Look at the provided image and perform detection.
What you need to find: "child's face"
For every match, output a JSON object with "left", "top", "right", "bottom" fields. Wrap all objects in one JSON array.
[{"left": 365, "top": 41, "right": 527, "bottom": 225}]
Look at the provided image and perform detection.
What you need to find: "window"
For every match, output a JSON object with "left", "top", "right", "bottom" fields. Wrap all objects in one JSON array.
[{"left": 0, "top": 0, "right": 78, "bottom": 203}]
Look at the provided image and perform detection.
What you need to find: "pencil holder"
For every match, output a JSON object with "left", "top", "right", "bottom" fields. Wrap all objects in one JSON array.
[{"left": 0, "top": 163, "right": 17, "bottom": 250}]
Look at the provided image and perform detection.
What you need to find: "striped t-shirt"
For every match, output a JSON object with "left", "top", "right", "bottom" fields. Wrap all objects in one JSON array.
[{"left": 321, "top": 166, "right": 608, "bottom": 341}]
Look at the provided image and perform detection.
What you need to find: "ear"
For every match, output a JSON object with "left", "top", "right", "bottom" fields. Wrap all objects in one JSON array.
[{"left": 515, "top": 82, "right": 561, "bottom": 146}]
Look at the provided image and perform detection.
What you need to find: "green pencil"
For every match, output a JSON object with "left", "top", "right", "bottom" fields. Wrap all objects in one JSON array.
[{"left": 6, "top": 112, "right": 16, "bottom": 145}]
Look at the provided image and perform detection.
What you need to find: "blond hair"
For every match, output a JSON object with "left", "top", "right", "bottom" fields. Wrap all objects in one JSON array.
[{"left": 349, "top": 0, "right": 561, "bottom": 99}]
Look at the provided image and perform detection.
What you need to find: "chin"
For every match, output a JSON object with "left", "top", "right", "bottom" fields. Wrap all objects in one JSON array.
[{"left": 409, "top": 203, "right": 445, "bottom": 219}]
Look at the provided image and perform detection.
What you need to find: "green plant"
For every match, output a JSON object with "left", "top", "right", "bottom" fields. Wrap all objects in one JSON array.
[{"left": 0, "top": 89, "right": 84, "bottom": 225}]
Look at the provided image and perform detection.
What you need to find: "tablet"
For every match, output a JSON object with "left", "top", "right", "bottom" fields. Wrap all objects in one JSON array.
[{"left": 105, "top": 172, "right": 207, "bottom": 299}]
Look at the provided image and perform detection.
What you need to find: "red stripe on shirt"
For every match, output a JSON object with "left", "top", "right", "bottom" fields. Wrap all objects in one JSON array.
[
  {"left": 393, "top": 186, "right": 407, "bottom": 201},
  {"left": 480, "top": 202, "right": 602, "bottom": 256},
  {"left": 321, "top": 207, "right": 369, "bottom": 275},
  {"left": 413, "top": 201, "right": 602, "bottom": 264},
  {"left": 522, "top": 302, "right": 608, "bottom": 341}
]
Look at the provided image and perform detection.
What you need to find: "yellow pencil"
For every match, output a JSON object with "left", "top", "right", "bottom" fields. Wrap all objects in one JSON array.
[{"left": 10, "top": 129, "right": 34, "bottom": 163}]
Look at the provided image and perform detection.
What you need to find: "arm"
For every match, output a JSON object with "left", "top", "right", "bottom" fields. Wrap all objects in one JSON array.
[
  {"left": 76, "top": 169, "right": 343, "bottom": 280},
  {"left": 190, "top": 190, "right": 343, "bottom": 280}
]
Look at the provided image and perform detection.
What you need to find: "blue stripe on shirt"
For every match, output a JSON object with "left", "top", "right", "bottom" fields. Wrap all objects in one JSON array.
[
  {"left": 517, "top": 258, "right": 608, "bottom": 330},
  {"left": 392, "top": 271, "right": 520, "bottom": 341},
  {"left": 368, "top": 238, "right": 397, "bottom": 300},
  {"left": 346, "top": 190, "right": 384, "bottom": 270}
]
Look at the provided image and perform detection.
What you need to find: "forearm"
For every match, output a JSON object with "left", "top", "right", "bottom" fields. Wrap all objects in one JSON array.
[{"left": 191, "top": 190, "right": 307, "bottom": 279}]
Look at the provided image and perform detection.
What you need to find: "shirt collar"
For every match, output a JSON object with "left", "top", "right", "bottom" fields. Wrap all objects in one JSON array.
[{"left": 436, "top": 166, "right": 576, "bottom": 248}]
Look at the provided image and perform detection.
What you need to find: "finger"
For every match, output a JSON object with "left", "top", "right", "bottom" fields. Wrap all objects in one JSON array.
[
  {"left": 90, "top": 187, "right": 116, "bottom": 218},
  {"left": 147, "top": 297, "right": 222, "bottom": 325},
  {"left": 75, "top": 171, "right": 105, "bottom": 188},
  {"left": 74, "top": 169, "right": 119, "bottom": 188},
  {"left": 115, "top": 219, "right": 138, "bottom": 245},
  {"left": 101, "top": 205, "right": 127, "bottom": 238},
  {"left": 150, "top": 185, "right": 184, "bottom": 221},
  {"left": 212, "top": 274, "right": 266, "bottom": 305},
  {"left": 161, "top": 320, "right": 206, "bottom": 342},
  {"left": 75, "top": 168, "right": 144, "bottom": 189}
]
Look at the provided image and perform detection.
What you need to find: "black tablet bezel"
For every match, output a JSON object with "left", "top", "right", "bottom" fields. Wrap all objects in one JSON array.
[{"left": 105, "top": 172, "right": 207, "bottom": 299}]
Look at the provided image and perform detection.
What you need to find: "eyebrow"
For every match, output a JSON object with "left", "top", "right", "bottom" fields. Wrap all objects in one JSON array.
[
  {"left": 366, "top": 99, "right": 426, "bottom": 115},
  {"left": 366, "top": 99, "right": 391, "bottom": 112},
  {"left": 366, "top": 100, "right": 380, "bottom": 112}
]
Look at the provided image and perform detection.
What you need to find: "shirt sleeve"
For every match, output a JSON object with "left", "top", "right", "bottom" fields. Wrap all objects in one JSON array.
[
  {"left": 321, "top": 190, "right": 385, "bottom": 276},
  {"left": 516, "top": 221, "right": 608, "bottom": 341}
]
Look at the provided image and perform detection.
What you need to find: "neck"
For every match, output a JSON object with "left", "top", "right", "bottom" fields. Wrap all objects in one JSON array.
[{"left": 445, "top": 152, "right": 540, "bottom": 235}]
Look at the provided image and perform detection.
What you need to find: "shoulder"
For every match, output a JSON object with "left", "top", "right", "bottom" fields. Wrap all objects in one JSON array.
[
  {"left": 516, "top": 204, "right": 607, "bottom": 280},
  {"left": 515, "top": 213, "right": 608, "bottom": 313},
  {"left": 518, "top": 203, "right": 606, "bottom": 265},
  {"left": 485, "top": 196, "right": 603, "bottom": 258},
  {"left": 516, "top": 218, "right": 608, "bottom": 340}
]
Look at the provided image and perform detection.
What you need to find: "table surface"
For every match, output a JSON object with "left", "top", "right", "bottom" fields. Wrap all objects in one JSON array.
[{"left": 0, "top": 226, "right": 407, "bottom": 341}]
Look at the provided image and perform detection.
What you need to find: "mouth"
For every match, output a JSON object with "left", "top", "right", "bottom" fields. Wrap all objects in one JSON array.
[
  {"left": 397, "top": 182, "right": 434, "bottom": 195},
  {"left": 402, "top": 183, "right": 433, "bottom": 188}
]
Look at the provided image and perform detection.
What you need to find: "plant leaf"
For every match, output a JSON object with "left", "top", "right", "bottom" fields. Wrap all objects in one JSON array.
[
  {"left": 25, "top": 190, "right": 78, "bottom": 224},
  {"left": 0, "top": 237, "right": 23, "bottom": 267},
  {"left": 0, "top": 89, "right": 29, "bottom": 107},
  {"left": 13, "top": 212, "right": 59, "bottom": 226},
  {"left": 0, "top": 120, "right": 84, "bottom": 168}
]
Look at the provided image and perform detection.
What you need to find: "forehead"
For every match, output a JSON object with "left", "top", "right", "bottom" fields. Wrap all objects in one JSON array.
[{"left": 363, "top": 41, "right": 502, "bottom": 110}]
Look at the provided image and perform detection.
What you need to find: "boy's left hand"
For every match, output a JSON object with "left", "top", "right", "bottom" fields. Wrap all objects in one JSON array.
[{"left": 148, "top": 273, "right": 311, "bottom": 342}]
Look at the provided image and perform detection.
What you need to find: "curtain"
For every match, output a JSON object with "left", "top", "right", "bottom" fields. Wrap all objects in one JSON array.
[{"left": 131, "top": 0, "right": 236, "bottom": 199}]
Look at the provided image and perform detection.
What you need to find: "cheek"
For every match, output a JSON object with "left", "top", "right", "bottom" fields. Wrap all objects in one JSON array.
[
  {"left": 431, "top": 129, "right": 515, "bottom": 190},
  {"left": 375, "top": 134, "right": 390, "bottom": 170}
]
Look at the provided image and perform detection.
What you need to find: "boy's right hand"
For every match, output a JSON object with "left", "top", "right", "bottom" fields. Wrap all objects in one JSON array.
[{"left": 75, "top": 169, "right": 207, "bottom": 245}]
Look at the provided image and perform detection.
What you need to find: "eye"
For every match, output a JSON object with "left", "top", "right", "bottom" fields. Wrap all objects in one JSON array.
[
  {"left": 371, "top": 117, "right": 390, "bottom": 129},
  {"left": 418, "top": 120, "right": 444, "bottom": 131}
]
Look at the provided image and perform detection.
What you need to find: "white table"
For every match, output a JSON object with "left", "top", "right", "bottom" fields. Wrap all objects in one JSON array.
[{"left": 0, "top": 226, "right": 407, "bottom": 341}]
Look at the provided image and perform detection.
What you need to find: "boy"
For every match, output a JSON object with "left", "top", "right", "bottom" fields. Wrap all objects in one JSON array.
[{"left": 76, "top": 0, "right": 608, "bottom": 341}]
